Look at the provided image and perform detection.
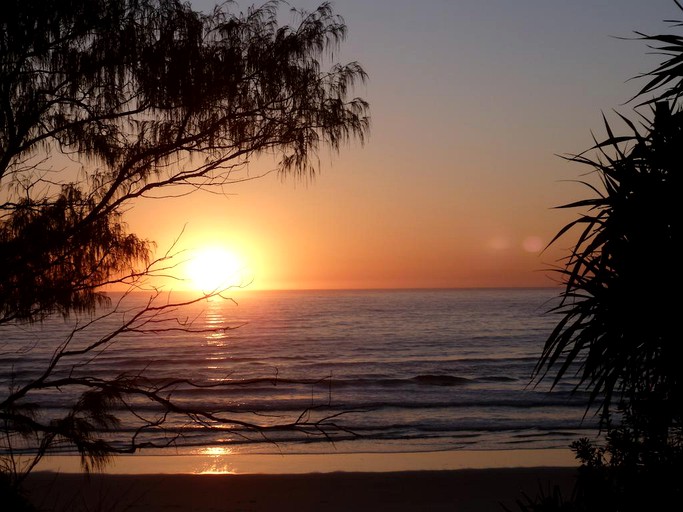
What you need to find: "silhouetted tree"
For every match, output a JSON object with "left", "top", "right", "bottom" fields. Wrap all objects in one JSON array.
[
  {"left": 537, "top": 103, "right": 682, "bottom": 433},
  {"left": 530, "top": 3, "right": 683, "bottom": 510},
  {"left": 0, "top": 0, "right": 368, "bottom": 485}
]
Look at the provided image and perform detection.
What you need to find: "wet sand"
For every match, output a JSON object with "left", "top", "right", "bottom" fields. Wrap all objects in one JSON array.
[{"left": 24, "top": 467, "right": 578, "bottom": 512}]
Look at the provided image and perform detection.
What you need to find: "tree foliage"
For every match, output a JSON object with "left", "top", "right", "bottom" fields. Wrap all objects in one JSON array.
[
  {"left": 632, "top": 0, "right": 683, "bottom": 105},
  {"left": 535, "top": 3, "right": 683, "bottom": 432},
  {"left": 0, "top": 0, "right": 368, "bottom": 484},
  {"left": 0, "top": 0, "right": 368, "bottom": 321},
  {"left": 537, "top": 104, "right": 682, "bottom": 428},
  {"left": 522, "top": 5, "right": 683, "bottom": 510}
]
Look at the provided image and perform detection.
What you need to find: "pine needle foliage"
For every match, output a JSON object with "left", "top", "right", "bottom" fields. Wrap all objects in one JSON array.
[{"left": 0, "top": 0, "right": 368, "bottom": 323}]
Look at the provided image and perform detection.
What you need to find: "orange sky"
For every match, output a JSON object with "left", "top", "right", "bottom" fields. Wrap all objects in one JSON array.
[{"left": 126, "top": 0, "right": 677, "bottom": 291}]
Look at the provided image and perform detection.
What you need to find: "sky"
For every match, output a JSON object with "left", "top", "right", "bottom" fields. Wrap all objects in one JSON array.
[{"left": 127, "top": 0, "right": 679, "bottom": 291}]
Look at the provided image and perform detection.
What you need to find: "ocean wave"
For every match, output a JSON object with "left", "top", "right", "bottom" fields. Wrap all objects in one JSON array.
[
  {"left": 0, "top": 288, "right": 595, "bottom": 455},
  {"left": 411, "top": 374, "right": 470, "bottom": 386}
]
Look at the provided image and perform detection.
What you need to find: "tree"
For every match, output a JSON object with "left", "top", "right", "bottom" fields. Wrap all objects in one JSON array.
[
  {"left": 0, "top": 0, "right": 368, "bottom": 485},
  {"left": 530, "top": 3, "right": 683, "bottom": 510},
  {"left": 537, "top": 103, "right": 682, "bottom": 433}
]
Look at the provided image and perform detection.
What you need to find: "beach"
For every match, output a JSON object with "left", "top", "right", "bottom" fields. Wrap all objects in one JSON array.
[
  {"left": 21, "top": 450, "right": 580, "bottom": 511},
  {"left": 24, "top": 467, "right": 578, "bottom": 512}
]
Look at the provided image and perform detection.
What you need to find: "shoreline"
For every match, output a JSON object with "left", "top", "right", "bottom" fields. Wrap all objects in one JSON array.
[
  {"left": 24, "top": 467, "right": 579, "bottom": 512},
  {"left": 31, "top": 448, "right": 578, "bottom": 474},
  {"left": 23, "top": 449, "right": 581, "bottom": 511}
]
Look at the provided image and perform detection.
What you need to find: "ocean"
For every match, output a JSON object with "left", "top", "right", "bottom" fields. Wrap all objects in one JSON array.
[{"left": 0, "top": 288, "right": 597, "bottom": 458}]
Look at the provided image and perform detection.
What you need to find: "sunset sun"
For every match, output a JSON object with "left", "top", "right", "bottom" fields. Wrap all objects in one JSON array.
[{"left": 186, "top": 247, "right": 247, "bottom": 292}]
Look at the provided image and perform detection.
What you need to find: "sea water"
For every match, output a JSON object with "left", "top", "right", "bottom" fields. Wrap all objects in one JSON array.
[{"left": 0, "top": 288, "right": 597, "bottom": 457}]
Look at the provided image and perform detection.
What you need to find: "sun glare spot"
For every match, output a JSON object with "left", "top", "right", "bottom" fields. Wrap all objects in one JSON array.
[
  {"left": 488, "top": 236, "right": 511, "bottom": 251},
  {"left": 522, "top": 236, "right": 544, "bottom": 253}
]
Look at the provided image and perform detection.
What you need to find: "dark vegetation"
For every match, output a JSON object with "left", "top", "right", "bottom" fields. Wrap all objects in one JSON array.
[
  {"left": 521, "top": 2, "right": 683, "bottom": 510},
  {"left": 0, "top": 0, "right": 368, "bottom": 494}
]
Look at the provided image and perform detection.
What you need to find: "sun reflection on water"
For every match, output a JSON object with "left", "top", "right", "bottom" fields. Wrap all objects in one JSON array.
[
  {"left": 204, "top": 299, "right": 230, "bottom": 346},
  {"left": 196, "top": 446, "right": 236, "bottom": 474}
]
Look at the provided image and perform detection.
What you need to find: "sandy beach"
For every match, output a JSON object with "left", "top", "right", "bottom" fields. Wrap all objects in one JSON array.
[{"left": 24, "top": 467, "right": 578, "bottom": 512}]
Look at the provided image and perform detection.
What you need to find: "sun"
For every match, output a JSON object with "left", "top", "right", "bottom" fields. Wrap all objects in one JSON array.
[{"left": 186, "top": 247, "right": 247, "bottom": 292}]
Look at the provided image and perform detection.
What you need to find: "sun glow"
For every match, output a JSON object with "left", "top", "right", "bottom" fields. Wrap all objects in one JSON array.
[{"left": 186, "top": 247, "right": 248, "bottom": 292}]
